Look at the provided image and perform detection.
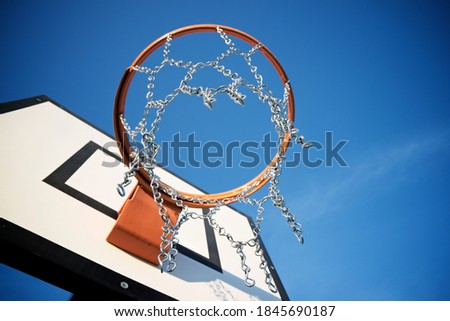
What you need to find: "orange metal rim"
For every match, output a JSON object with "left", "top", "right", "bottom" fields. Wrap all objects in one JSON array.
[{"left": 114, "top": 24, "right": 295, "bottom": 208}]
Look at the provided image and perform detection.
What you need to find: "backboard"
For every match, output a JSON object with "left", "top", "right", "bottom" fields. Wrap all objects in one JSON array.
[{"left": 0, "top": 96, "right": 288, "bottom": 301}]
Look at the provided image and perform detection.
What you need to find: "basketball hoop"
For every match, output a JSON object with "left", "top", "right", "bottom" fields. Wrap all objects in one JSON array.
[{"left": 108, "top": 24, "right": 310, "bottom": 293}]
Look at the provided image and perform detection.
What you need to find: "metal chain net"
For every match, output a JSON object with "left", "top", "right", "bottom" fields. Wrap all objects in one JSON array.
[{"left": 117, "top": 27, "right": 311, "bottom": 294}]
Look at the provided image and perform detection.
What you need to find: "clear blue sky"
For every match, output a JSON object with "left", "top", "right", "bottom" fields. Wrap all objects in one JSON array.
[{"left": 1, "top": 0, "right": 449, "bottom": 301}]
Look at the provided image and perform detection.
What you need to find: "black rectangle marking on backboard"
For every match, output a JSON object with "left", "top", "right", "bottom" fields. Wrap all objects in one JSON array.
[{"left": 43, "top": 140, "right": 222, "bottom": 273}]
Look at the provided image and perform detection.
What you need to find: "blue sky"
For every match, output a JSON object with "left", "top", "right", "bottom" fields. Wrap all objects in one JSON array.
[{"left": 1, "top": 0, "right": 450, "bottom": 300}]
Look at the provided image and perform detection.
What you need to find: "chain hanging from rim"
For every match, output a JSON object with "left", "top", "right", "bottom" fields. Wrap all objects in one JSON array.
[{"left": 117, "top": 26, "right": 311, "bottom": 293}]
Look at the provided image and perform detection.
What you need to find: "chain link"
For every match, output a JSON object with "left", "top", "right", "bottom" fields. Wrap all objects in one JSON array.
[{"left": 117, "top": 27, "right": 311, "bottom": 293}]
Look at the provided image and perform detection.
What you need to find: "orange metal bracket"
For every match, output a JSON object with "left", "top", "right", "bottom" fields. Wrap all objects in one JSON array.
[{"left": 106, "top": 184, "right": 181, "bottom": 265}]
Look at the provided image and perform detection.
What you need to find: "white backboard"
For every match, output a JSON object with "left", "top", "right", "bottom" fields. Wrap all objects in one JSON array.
[{"left": 0, "top": 96, "right": 288, "bottom": 301}]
